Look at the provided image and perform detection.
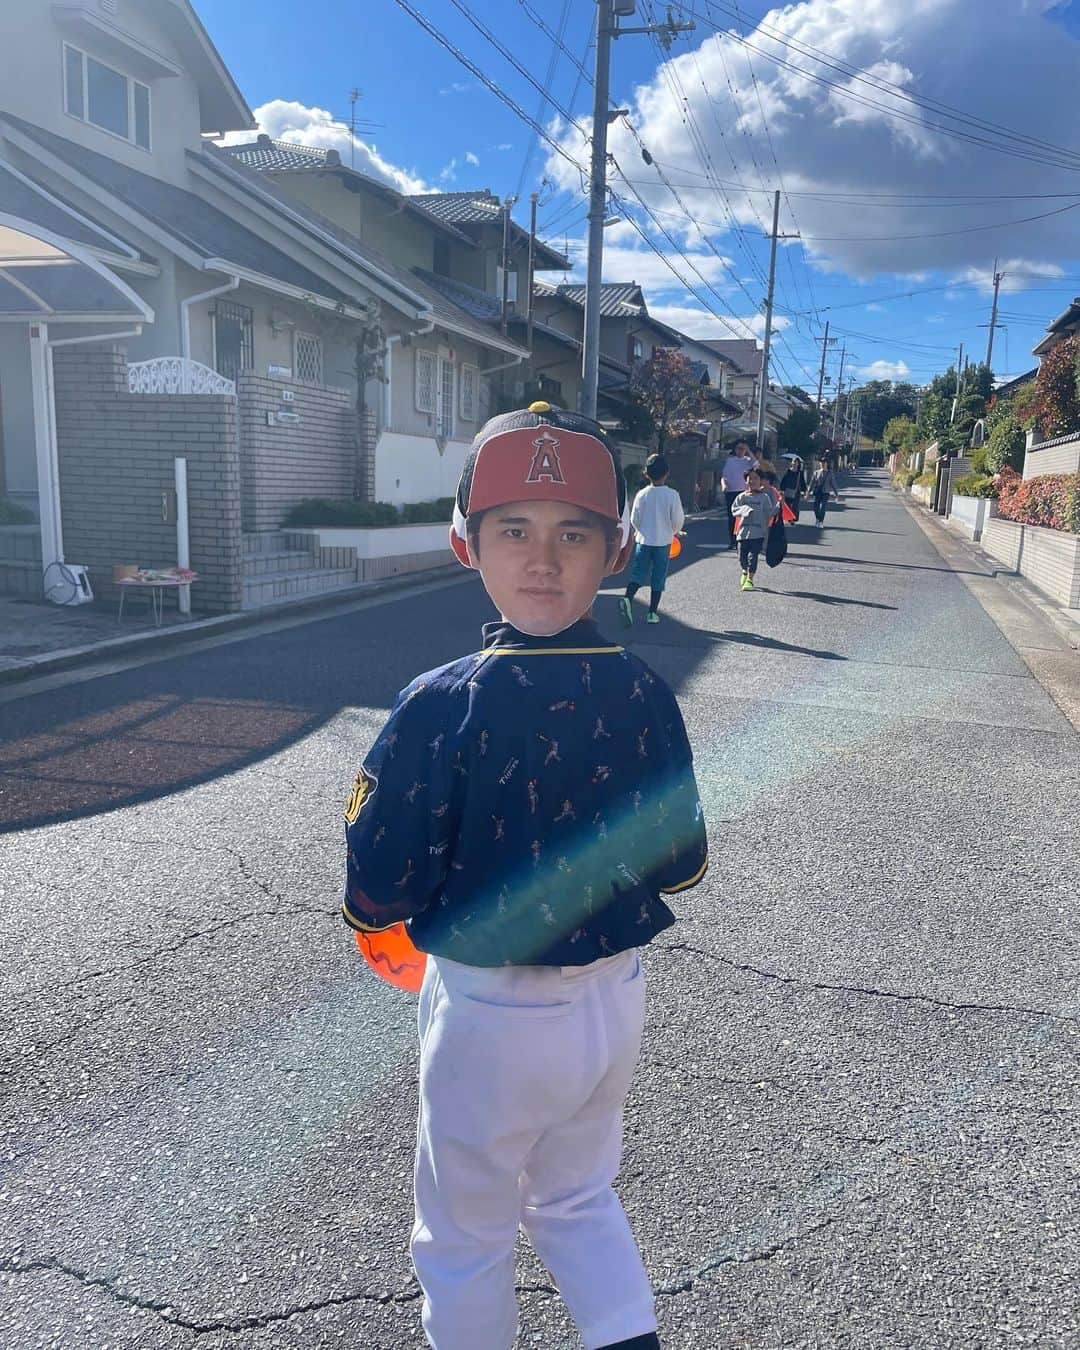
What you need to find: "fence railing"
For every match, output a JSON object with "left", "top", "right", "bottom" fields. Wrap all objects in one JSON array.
[{"left": 127, "top": 358, "right": 235, "bottom": 396}]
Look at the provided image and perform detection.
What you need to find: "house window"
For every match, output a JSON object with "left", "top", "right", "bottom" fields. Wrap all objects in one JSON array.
[
  {"left": 459, "top": 363, "right": 478, "bottom": 422},
  {"left": 415, "top": 349, "right": 437, "bottom": 414},
  {"left": 212, "top": 299, "right": 254, "bottom": 384},
  {"left": 629, "top": 335, "right": 644, "bottom": 363},
  {"left": 438, "top": 356, "right": 456, "bottom": 438},
  {"left": 294, "top": 331, "right": 324, "bottom": 385},
  {"left": 63, "top": 43, "right": 151, "bottom": 150}
]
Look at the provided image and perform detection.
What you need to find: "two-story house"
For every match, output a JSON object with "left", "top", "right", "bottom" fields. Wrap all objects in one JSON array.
[
  {"left": 218, "top": 141, "right": 577, "bottom": 503},
  {"left": 0, "top": 0, "right": 539, "bottom": 609}
]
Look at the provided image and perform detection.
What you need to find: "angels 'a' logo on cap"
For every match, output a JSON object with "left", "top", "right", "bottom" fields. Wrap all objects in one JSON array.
[{"left": 525, "top": 432, "right": 565, "bottom": 485}]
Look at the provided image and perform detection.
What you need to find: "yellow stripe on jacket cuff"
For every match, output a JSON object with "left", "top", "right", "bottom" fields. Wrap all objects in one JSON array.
[
  {"left": 660, "top": 858, "right": 709, "bottom": 894},
  {"left": 342, "top": 901, "right": 398, "bottom": 934}
]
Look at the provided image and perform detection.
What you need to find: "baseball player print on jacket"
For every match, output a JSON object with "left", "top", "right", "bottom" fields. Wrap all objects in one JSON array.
[{"left": 342, "top": 616, "right": 708, "bottom": 968}]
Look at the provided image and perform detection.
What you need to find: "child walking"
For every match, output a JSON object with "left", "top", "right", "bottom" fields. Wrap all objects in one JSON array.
[
  {"left": 342, "top": 404, "right": 708, "bottom": 1350},
  {"left": 619, "top": 454, "right": 685, "bottom": 626},
  {"left": 731, "top": 467, "right": 776, "bottom": 591}
]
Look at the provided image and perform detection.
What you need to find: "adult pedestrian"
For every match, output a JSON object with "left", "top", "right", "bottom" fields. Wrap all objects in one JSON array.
[
  {"left": 809, "top": 456, "right": 840, "bottom": 525},
  {"left": 780, "top": 456, "right": 806, "bottom": 518},
  {"left": 720, "top": 440, "right": 755, "bottom": 550}
]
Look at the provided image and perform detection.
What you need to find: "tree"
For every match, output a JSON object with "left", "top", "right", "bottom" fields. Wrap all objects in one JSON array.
[
  {"left": 847, "top": 380, "right": 919, "bottom": 441},
  {"left": 629, "top": 349, "right": 705, "bottom": 451},
  {"left": 882, "top": 415, "right": 918, "bottom": 461},
  {"left": 779, "top": 403, "right": 820, "bottom": 456},
  {"left": 1030, "top": 334, "right": 1080, "bottom": 438},
  {"left": 984, "top": 411, "right": 1026, "bottom": 474}
]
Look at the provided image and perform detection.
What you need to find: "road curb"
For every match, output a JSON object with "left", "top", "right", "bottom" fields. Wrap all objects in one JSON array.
[
  {"left": 0, "top": 564, "right": 465, "bottom": 687},
  {"left": 895, "top": 490, "right": 1080, "bottom": 650}
]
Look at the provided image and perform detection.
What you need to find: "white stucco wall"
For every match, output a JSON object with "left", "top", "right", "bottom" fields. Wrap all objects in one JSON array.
[
  {"left": 374, "top": 431, "right": 471, "bottom": 504},
  {"left": 306, "top": 523, "right": 451, "bottom": 559},
  {"left": 0, "top": 0, "right": 206, "bottom": 187}
]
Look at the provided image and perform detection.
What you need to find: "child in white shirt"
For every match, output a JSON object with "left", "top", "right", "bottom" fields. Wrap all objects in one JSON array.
[{"left": 619, "top": 455, "right": 685, "bottom": 626}]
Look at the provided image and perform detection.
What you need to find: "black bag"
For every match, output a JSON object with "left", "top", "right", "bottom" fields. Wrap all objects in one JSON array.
[{"left": 766, "top": 518, "right": 788, "bottom": 568}]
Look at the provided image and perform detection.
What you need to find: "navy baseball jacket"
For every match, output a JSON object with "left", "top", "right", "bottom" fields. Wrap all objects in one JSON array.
[{"left": 343, "top": 617, "right": 708, "bottom": 967}]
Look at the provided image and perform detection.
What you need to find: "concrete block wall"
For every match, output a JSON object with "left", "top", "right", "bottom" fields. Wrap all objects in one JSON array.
[
  {"left": 982, "top": 516, "right": 1080, "bottom": 609},
  {"left": 1023, "top": 435, "right": 1080, "bottom": 481},
  {"left": 238, "top": 374, "right": 360, "bottom": 530},
  {"left": 53, "top": 345, "right": 242, "bottom": 613}
]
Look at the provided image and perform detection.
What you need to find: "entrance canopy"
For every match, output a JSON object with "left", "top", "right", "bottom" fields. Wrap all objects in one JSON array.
[{"left": 0, "top": 219, "right": 152, "bottom": 324}]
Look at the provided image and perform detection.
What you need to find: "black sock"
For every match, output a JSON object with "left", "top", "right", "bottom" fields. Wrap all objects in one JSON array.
[
  {"left": 648, "top": 589, "right": 661, "bottom": 613},
  {"left": 625, "top": 583, "right": 640, "bottom": 600},
  {"left": 596, "top": 1335, "right": 661, "bottom": 1349}
]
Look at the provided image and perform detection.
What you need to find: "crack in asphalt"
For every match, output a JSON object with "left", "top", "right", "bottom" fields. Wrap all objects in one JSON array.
[
  {"left": 1, "top": 1257, "right": 568, "bottom": 1335},
  {"left": 0, "top": 1256, "right": 422, "bottom": 1333},
  {"left": 4, "top": 849, "right": 336, "bottom": 1008},
  {"left": 654, "top": 1215, "right": 838, "bottom": 1296},
  {"left": 657, "top": 941, "right": 1077, "bottom": 1024}
]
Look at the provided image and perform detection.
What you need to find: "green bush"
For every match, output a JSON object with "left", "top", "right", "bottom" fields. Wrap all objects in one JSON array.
[
  {"left": 281, "top": 497, "right": 455, "bottom": 528},
  {"left": 915, "top": 469, "right": 937, "bottom": 487},
  {"left": 398, "top": 497, "right": 455, "bottom": 524},
  {"left": 953, "top": 473, "right": 999, "bottom": 499},
  {"left": 892, "top": 468, "right": 917, "bottom": 488},
  {"left": 0, "top": 498, "right": 34, "bottom": 526},
  {"left": 984, "top": 410, "right": 1026, "bottom": 475},
  {"left": 282, "top": 498, "right": 399, "bottom": 528}
]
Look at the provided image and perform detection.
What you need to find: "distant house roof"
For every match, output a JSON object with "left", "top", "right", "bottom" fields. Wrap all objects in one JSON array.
[
  {"left": 220, "top": 137, "right": 476, "bottom": 246},
  {"left": 410, "top": 190, "right": 569, "bottom": 271},
  {"left": 993, "top": 368, "right": 1037, "bottom": 398},
  {"left": 536, "top": 280, "right": 646, "bottom": 318},
  {"left": 1033, "top": 298, "right": 1080, "bottom": 356},
  {"left": 696, "top": 337, "right": 760, "bottom": 374}
]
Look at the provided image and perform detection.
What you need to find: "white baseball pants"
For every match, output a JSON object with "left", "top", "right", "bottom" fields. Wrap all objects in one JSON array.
[{"left": 411, "top": 947, "right": 656, "bottom": 1350}]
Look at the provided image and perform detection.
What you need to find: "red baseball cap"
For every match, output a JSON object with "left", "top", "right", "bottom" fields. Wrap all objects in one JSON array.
[{"left": 451, "top": 403, "right": 629, "bottom": 567}]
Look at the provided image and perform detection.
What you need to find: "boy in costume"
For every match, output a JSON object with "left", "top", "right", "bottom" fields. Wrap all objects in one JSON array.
[{"left": 342, "top": 404, "right": 708, "bottom": 1350}]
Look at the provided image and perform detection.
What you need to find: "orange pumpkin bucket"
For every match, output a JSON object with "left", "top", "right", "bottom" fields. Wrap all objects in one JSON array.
[
  {"left": 669, "top": 536, "right": 682, "bottom": 559},
  {"left": 354, "top": 923, "right": 427, "bottom": 993}
]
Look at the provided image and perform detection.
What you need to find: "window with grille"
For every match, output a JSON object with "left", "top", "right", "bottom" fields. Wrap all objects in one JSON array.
[
  {"left": 459, "top": 364, "right": 478, "bottom": 422},
  {"left": 63, "top": 43, "right": 150, "bottom": 150},
  {"left": 415, "top": 349, "right": 437, "bottom": 414},
  {"left": 212, "top": 299, "right": 254, "bottom": 384},
  {"left": 294, "top": 331, "right": 323, "bottom": 385},
  {"left": 437, "top": 356, "right": 456, "bottom": 439}
]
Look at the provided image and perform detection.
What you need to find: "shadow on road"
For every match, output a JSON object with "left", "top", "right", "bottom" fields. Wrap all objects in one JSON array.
[{"left": 776, "top": 590, "right": 898, "bottom": 612}]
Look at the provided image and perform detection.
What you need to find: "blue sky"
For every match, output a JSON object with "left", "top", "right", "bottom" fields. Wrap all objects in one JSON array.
[{"left": 201, "top": 0, "right": 1080, "bottom": 394}]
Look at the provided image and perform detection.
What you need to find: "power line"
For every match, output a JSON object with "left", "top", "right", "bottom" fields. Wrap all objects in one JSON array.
[
  {"left": 514, "top": 0, "right": 572, "bottom": 200},
  {"left": 688, "top": 2, "right": 1080, "bottom": 174}
]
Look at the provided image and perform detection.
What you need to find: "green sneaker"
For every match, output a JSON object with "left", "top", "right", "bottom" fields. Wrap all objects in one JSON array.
[
  {"left": 618, "top": 596, "right": 634, "bottom": 626},
  {"left": 740, "top": 573, "right": 751, "bottom": 591},
  {"left": 745, "top": 574, "right": 755, "bottom": 590},
  {"left": 646, "top": 611, "right": 660, "bottom": 624}
]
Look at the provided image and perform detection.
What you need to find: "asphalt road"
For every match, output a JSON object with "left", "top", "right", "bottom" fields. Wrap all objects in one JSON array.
[{"left": 2, "top": 471, "right": 1078, "bottom": 1349}]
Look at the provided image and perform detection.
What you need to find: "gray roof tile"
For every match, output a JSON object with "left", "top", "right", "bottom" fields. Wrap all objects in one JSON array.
[{"left": 0, "top": 162, "right": 154, "bottom": 263}]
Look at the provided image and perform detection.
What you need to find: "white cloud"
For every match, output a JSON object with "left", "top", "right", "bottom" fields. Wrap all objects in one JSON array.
[
  {"left": 493, "top": 142, "right": 513, "bottom": 151},
  {"left": 544, "top": 1, "right": 1080, "bottom": 279},
  {"left": 465, "top": 151, "right": 481, "bottom": 167},
  {"left": 219, "top": 100, "right": 428, "bottom": 194},
  {"left": 954, "top": 257, "right": 1065, "bottom": 294},
  {"left": 439, "top": 158, "right": 459, "bottom": 183},
  {"left": 865, "top": 303, "right": 886, "bottom": 312},
  {"left": 440, "top": 81, "right": 476, "bottom": 96},
  {"left": 648, "top": 304, "right": 791, "bottom": 341},
  {"left": 558, "top": 234, "right": 737, "bottom": 295},
  {"left": 857, "top": 359, "right": 912, "bottom": 380}
]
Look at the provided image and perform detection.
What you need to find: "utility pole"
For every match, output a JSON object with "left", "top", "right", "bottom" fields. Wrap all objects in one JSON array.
[
  {"left": 981, "top": 259, "right": 1004, "bottom": 369},
  {"left": 581, "top": 1, "right": 694, "bottom": 419},
  {"left": 526, "top": 191, "right": 538, "bottom": 353},
  {"left": 348, "top": 88, "right": 360, "bottom": 168},
  {"left": 500, "top": 195, "right": 517, "bottom": 335},
  {"left": 755, "top": 189, "right": 800, "bottom": 452},
  {"left": 950, "top": 342, "right": 964, "bottom": 423},
  {"left": 830, "top": 344, "right": 847, "bottom": 442},
  {"left": 815, "top": 320, "right": 834, "bottom": 411}
]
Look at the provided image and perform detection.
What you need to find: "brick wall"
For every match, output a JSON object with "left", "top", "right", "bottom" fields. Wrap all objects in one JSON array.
[
  {"left": 53, "top": 346, "right": 242, "bottom": 613},
  {"left": 238, "top": 374, "right": 359, "bottom": 530}
]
